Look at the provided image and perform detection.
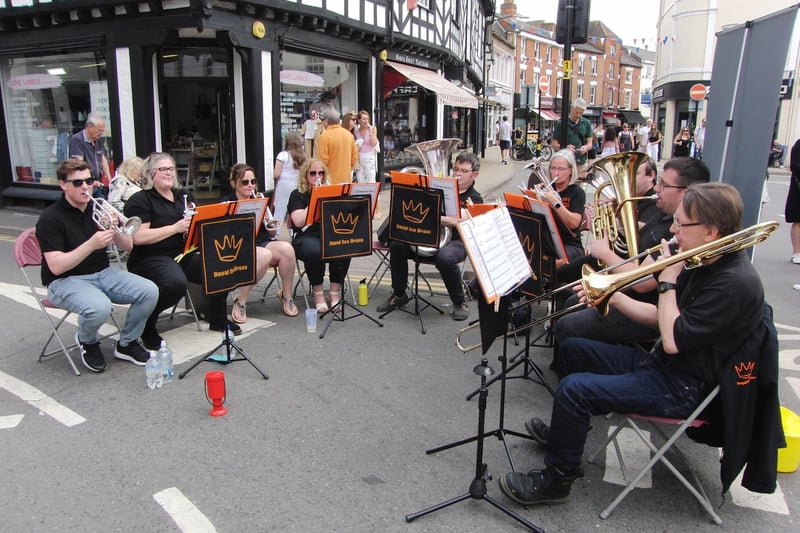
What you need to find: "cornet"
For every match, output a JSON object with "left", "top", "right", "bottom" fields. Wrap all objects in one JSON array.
[
  {"left": 183, "top": 194, "right": 197, "bottom": 219},
  {"left": 251, "top": 192, "right": 281, "bottom": 237},
  {"left": 86, "top": 194, "right": 141, "bottom": 235}
]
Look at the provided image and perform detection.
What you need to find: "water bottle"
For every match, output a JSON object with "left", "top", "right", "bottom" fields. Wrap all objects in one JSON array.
[
  {"left": 358, "top": 278, "right": 368, "bottom": 306},
  {"left": 145, "top": 351, "right": 163, "bottom": 389},
  {"left": 157, "top": 340, "right": 174, "bottom": 384}
]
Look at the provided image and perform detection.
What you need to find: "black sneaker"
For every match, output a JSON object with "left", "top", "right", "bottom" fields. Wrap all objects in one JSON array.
[
  {"left": 114, "top": 340, "right": 150, "bottom": 366},
  {"left": 451, "top": 302, "right": 469, "bottom": 321},
  {"left": 498, "top": 466, "right": 577, "bottom": 506},
  {"left": 76, "top": 333, "right": 106, "bottom": 373},
  {"left": 377, "top": 292, "right": 411, "bottom": 313},
  {"left": 209, "top": 320, "right": 242, "bottom": 335},
  {"left": 140, "top": 330, "right": 163, "bottom": 351},
  {"left": 524, "top": 417, "right": 550, "bottom": 445}
]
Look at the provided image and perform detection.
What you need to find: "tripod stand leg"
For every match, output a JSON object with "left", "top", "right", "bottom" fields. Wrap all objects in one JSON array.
[
  {"left": 229, "top": 343, "right": 269, "bottom": 380},
  {"left": 484, "top": 495, "right": 545, "bottom": 532},
  {"left": 405, "top": 492, "right": 471, "bottom": 522},
  {"left": 178, "top": 340, "right": 226, "bottom": 379}
]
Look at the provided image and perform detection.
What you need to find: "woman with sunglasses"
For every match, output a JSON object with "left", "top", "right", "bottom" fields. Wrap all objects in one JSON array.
[
  {"left": 124, "top": 153, "right": 241, "bottom": 349},
  {"left": 287, "top": 159, "right": 351, "bottom": 314},
  {"left": 673, "top": 126, "right": 692, "bottom": 158},
  {"left": 225, "top": 164, "right": 298, "bottom": 322}
]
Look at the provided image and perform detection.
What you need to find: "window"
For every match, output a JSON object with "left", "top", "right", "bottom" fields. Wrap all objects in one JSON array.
[
  {"left": 608, "top": 63, "right": 614, "bottom": 79},
  {"left": 625, "top": 68, "right": 633, "bottom": 84},
  {"left": 624, "top": 91, "right": 632, "bottom": 109},
  {"left": 0, "top": 49, "right": 109, "bottom": 184},
  {"left": 607, "top": 88, "right": 614, "bottom": 107},
  {"left": 558, "top": 49, "right": 563, "bottom": 65},
  {"left": 576, "top": 83, "right": 584, "bottom": 99},
  {"left": 534, "top": 42, "right": 540, "bottom": 58},
  {"left": 610, "top": 44, "right": 616, "bottom": 56},
  {"left": 577, "top": 58, "right": 584, "bottom": 75},
  {"left": 546, "top": 45, "right": 552, "bottom": 64},
  {"left": 591, "top": 57, "right": 597, "bottom": 76},
  {"left": 590, "top": 85, "right": 596, "bottom": 105}
]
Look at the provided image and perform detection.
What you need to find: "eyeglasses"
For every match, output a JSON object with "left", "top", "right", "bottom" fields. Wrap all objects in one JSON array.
[
  {"left": 453, "top": 167, "right": 474, "bottom": 174},
  {"left": 550, "top": 166, "right": 571, "bottom": 172},
  {"left": 157, "top": 167, "right": 176, "bottom": 174},
  {"left": 672, "top": 218, "right": 704, "bottom": 229},
  {"left": 655, "top": 177, "right": 686, "bottom": 190},
  {"left": 240, "top": 178, "right": 257, "bottom": 185},
  {"left": 65, "top": 177, "right": 95, "bottom": 187},
  {"left": 308, "top": 170, "right": 326, "bottom": 177}
]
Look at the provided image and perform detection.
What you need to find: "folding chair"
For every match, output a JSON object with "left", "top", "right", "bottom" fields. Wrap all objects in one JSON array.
[
  {"left": 587, "top": 385, "right": 722, "bottom": 524},
  {"left": 168, "top": 286, "right": 203, "bottom": 331},
  {"left": 14, "top": 228, "right": 120, "bottom": 376},
  {"left": 367, "top": 240, "right": 391, "bottom": 296}
]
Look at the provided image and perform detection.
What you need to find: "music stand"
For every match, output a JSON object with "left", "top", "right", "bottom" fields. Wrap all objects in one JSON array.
[
  {"left": 317, "top": 196, "right": 383, "bottom": 338},
  {"left": 406, "top": 358, "right": 544, "bottom": 532},
  {"left": 178, "top": 214, "right": 268, "bottom": 381},
  {"left": 379, "top": 183, "right": 445, "bottom": 333}
]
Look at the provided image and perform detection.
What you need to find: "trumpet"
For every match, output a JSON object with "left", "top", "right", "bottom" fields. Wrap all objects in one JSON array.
[
  {"left": 86, "top": 194, "right": 141, "bottom": 235},
  {"left": 525, "top": 159, "right": 561, "bottom": 205},
  {"left": 183, "top": 194, "right": 197, "bottom": 219},
  {"left": 455, "top": 221, "right": 778, "bottom": 353},
  {"left": 251, "top": 192, "right": 281, "bottom": 237}
]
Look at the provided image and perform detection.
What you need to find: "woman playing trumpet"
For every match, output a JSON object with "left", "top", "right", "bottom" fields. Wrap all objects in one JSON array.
[
  {"left": 124, "top": 153, "right": 240, "bottom": 349},
  {"left": 225, "top": 164, "right": 298, "bottom": 322}
]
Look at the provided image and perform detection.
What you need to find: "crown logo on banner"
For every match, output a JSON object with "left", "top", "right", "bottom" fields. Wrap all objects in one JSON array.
[
  {"left": 214, "top": 234, "right": 243, "bottom": 262},
  {"left": 519, "top": 233, "right": 536, "bottom": 256},
  {"left": 331, "top": 212, "right": 359, "bottom": 235},
  {"left": 402, "top": 199, "right": 430, "bottom": 224}
]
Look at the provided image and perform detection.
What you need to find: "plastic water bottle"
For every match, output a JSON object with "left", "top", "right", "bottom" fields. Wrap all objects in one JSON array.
[
  {"left": 157, "top": 340, "right": 174, "bottom": 384},
  {"left": 145, "top": 351, "right": 163, "bottom": 389}
]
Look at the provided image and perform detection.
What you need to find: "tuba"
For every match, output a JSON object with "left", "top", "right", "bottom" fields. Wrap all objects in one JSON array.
[
  {"left": 401, "top": 138, "right": 462, "bottom": 257},
  {"left": 586, "top": 152, "right": 653, "bottom": 263}
]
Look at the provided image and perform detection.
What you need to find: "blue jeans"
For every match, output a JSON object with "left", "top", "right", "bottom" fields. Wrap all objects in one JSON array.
[
  {"left": 545, "top": 338, "right": 707, "bottom": 472},
  {"left": 48, "top": 267, "right": 158, "bottom": 346}
]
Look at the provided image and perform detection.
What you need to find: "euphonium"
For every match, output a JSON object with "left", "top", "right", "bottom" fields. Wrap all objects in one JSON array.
[
  {"left": 251, "top": 192, "right": 281, "bottom": 238},
  {"left": 86, "top": 194, "right": 142, "bottom": 235},
  {"left": 586, "top": 152, "right": 652, "bottom": 262}
]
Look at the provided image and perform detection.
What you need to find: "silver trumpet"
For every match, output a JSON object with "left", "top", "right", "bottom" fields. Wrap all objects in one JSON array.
[
  {"left": 251, "top": 192, "right": 280, "bottom": 237},
  {"left": 183, "top": 194, "right": 197, "bottom": 219},
  {"left": 86, "top": 194, "right": 141, "bottom": 235}
]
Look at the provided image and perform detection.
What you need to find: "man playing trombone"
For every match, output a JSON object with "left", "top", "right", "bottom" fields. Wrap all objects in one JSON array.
[
  {"left": 499, "top": 183, "right": 766, "bottom": 505},
  {"left": 36, "top": 158, "right": 158, "bottom": 373}
]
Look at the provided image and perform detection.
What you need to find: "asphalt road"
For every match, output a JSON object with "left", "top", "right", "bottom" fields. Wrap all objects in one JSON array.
[{"left": 1, "top": 155, "right": 798, "bottom": 532}]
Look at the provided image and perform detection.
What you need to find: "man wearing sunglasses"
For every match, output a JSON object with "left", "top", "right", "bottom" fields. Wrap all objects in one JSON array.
[
  {"left": 69, "top": 113, "right": 112, "bottom": 196},
  {"left": 36, "top": 158, "right": 158, "bottom": 373}
]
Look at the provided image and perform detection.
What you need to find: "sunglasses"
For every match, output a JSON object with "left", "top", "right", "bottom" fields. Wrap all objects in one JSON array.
[
  {"left": 65, "top": 177, "right": 96, "bottom": 187},
  {"left": 240, "top": 178, "right": 257, "bottom": 185},
  {"left": 308, "top": 170, "right": 326, "bottom": 177}
]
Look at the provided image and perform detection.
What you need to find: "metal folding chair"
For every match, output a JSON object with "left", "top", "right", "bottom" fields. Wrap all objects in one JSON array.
[
  {"left": 587, "top": 385, "right": 722, "bottom": 524},
  {"left": 168, "top": 286, "right": 203, "bottom": 331},
  {"left": 14, "top": 228, "right": 120, "bottom": 376}
]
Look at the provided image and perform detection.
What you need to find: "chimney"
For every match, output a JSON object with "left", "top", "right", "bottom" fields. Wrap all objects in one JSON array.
[{"left": 500, "top": 1, "right": 517, "bottom": 19}]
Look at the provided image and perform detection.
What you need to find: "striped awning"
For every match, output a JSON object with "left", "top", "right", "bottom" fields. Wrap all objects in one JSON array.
[{"left": 386, "top": 61, "right": 479, "bottom": 109}]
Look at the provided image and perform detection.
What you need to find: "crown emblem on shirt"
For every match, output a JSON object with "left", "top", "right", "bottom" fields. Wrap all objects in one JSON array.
[
  {"left": 402, "top": 200, "right": 430, "bottom": 224},
  {"left": 214, "top": 234, "right": 243, "bottom": 262},
  {"left": 734, "top": 360, "right": 757, "bottom": 386},
  {"left": 331, "top": 212, "right": 358, "bottom": 235}
]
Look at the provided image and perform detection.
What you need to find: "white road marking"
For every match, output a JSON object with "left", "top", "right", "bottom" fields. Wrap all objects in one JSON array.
[
  {"left": 729, "top": 470, "right": 790, "bottom": 514},
  {"left": 0, "top": 414, "right": 24, "bottom": 429},
  {"left": 786, "top": 376, "right": 800, "bottom": 402},
  {"left": 780, "top": 349, "right": 800, "bottom": 372},
  {"left": 153, "top": 487, "right": 217, "bottom": 533},
  {"left": 775, "top": 322, "right": 800, "bottom": 333},
  {"left": 0, "top": 370, "right": 85, "bottom": 426},
  {"left": 602, "top": 425, "right": 653, "bottom": 488}
]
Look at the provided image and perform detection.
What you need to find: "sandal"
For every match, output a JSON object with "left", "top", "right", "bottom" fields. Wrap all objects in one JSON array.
[
  {"left": 314, "top": 290, "right": 329, "bottom": 315},
  {"left": 329, "top": 290, "right": 341, "bottom": 310},
  {"left": 277, "top": 291, "right": 299, "bottom": 317},
  {"left": 231, "top": 297, "right": 247, "bottom": 324}
]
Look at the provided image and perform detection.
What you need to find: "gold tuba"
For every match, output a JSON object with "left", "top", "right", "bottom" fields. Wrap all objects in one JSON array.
[
  {"left": 400, "top": 138, "right": 462, "bottom": 257},
  {"left": 586, "top": 152, "right": 653, "bottom": 263}
]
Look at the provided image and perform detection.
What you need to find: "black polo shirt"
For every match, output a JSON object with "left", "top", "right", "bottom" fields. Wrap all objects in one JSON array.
[
  {"left": 36, "top": 195, "right": 109, "bottom": 286},
  {"left": 124, "top": 187, "right": 194, "bottom": 266}
]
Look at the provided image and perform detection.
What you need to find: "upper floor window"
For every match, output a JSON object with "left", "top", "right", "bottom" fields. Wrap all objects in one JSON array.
[
  {"left": 590, "top": 85, "right": 596, "bottom": 105},
  {"left": 591, "top": 57, "right": 597, "bottom": 76},
  {"left": 577, "top": 58, "right": 584, "bottom": 75},
  {"left": 625, "top": 68, "right": 633, "bottom": 84},
  {"left": 546, "top": 45, "right": 552, "bottom": 64},
  {"left": 576, "top": 83, "right": 584, "bottom": 99},
  {"left": 534, "top": 42, "right": 540, "bottom": 58},
  {"left": 610, "top": 44, "right": 616, "bottom": 56}
]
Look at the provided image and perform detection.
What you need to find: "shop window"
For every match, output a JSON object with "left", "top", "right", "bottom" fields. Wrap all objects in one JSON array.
[
  {"left": 279, "top": 51, "right": 358, "bottom": 140},
  {"left": 0, "top": 50, "right": 109, "bottom": 184}
]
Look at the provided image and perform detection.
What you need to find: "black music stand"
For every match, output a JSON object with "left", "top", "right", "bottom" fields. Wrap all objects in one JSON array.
[
  {"left": 406, "top": 358, "right": 544, "bottom": 532},
  {"left": 379, "top": 184, "right": 445, "bottom": 334},
  {"left": 179, "top": 325, "right": 269, "bottom": 380},
  {"left": 317, "top": 196, "right": 383, "bottom": 338}
]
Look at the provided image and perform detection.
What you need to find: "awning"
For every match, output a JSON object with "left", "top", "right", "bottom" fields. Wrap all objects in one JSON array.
[
  {"left": 531, "top": 109, "right": 561, "bottom": 121},
  {"left": 477, "top": 96, "right": 503, "bottom": 107},
  {"left": 385, "top": 60, "right": 479, "bottom": 109},
  {"left": 618, "top": 110, "right": 647, "bottom": 125}
]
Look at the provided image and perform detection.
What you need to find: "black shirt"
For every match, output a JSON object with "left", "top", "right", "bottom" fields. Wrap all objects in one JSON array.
[
  {"left": 287, "top": 189, "right": 318, "bottom": 237},
  {"left": 555, "top": 183, "right": 585, "bottom": 250},
  {"left": 36, "top": 195, "right": 109, "bottom": 286},
  {"left": 124, "top": 187, "right": 194, "bottom": 266}
]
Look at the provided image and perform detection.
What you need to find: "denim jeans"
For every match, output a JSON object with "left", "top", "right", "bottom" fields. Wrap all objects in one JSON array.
[
  {"left": 545, "top": 338, "right": 707, "bottom": 472},
  {"left": 48, "top": 266, "right": 158, "bottom": 346}
]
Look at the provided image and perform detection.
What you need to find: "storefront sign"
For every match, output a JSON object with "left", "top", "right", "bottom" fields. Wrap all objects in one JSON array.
[
  {"left": 279, "top": 70, "right": 324, "bottom": 87},
  {"left": 386, "top": 51, "right": 436, "bottom": 70},
  {"left": 7, "top": 74, "right": 62, "bottom": 90},
  {"left": 90, "top": 81, "right": 113, "bottom": 136}
]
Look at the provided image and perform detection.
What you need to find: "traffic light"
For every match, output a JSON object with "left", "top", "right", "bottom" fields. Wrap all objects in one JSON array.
[{"left": 556, "top": 0, "right": 591, "bottom": 45}]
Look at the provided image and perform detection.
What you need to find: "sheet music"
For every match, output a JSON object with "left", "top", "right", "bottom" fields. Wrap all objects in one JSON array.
[
  {"left": 235, "top": 197, "right": 268, "bottom": 226},
  {"left": 526, "top": 197, "right": 568, "bottom": 260},
  {"left": 457, "top": 206, "right": 532, "bottom": 304},
  {"left": 349, "top": 182, "right": 380, "bottom": 215},
  {"left": 427, "top": 177, "right": 460, "bottom": 217}
]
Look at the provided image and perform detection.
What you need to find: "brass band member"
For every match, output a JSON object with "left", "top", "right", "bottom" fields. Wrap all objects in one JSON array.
[
  {"left": 225, "top": 164, "right": 298, "bottom": 322},
  {"left": 535, "top": 149, "right": 586, "bottom": 264},
  {"left": 124, "top": 153, "right": 240, "bottom": 349}
]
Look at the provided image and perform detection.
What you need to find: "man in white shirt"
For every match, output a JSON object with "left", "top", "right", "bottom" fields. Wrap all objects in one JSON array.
[
  {"left": 637, "top": 119, "right": 652, "bottom": 153},
  {"left": 499, "top": 116, "right": 512, "bottom": 164},
  {"left": 694, "top": 118, "right": 706, "bottom": 159}
]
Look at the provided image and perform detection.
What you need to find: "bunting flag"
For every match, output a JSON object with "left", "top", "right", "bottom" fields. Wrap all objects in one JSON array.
[{"left": 407, "top": 0, "right": 417, "bottom": 10}]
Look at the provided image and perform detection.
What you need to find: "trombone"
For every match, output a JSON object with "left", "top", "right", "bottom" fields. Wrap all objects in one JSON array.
[
  {"left": 455, "top": 221, "right": 778, "bottom": 353},
  {"left": 87, "top": 194, "right": 142, "bottom": 236}
]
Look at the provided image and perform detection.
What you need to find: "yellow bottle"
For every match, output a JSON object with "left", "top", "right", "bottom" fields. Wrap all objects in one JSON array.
[{"left": 358, "top": 278, "right": 368, "bottom": 306}]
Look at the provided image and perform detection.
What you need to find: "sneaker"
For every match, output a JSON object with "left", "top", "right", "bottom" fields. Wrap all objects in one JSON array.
[
  {"left": 209, "top": 320, "right": 242, "bottom": 335},
  {"left": 114, "top": 340, "right": 150, "bottom": 366},
  {"left": 377, "top": 292, "right": 411, "bottom": 313},
  {"left": 498, "top": 466, "right": 577, "bottom": 506},
  {"left": 524, "top": 417, "right": 550, "bottom": 445},
  {"left": 140, "top": 330, "right": 163, "bottom": 351},
  {"left": 76, "top": 333, "right": 106, "bottom": 373},
  {"left": 451, "top": 302, "right": 469, "bottom": 321},
  {"left": 792, "top": 253, "right": 800, "bottom": 264}
]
